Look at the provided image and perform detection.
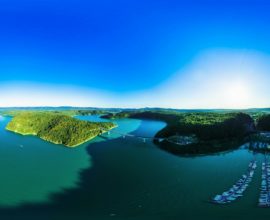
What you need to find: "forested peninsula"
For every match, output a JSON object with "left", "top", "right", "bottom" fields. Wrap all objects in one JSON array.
[
  {"left": 102, "top": 111, "right": 257, "bottom": 155},
  {"left": 6, "top": 112, "right": 116, "bottom": 147}
]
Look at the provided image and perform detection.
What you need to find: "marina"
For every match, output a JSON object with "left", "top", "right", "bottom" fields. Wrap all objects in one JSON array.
[
  {"left": 258, "top": 156, "right": 270, "bottom": 207},
  {"left": 212, "top": 160, "right": 257, "bottom": 204}
]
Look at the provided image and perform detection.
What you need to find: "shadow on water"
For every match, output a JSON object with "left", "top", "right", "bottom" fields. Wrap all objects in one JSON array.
[
  {"left": 0, "top": 119, "right": 263, "bottom": 220},
  {"left": 0, "top": 121, "right": 167, "bottom": 220},
  {"left": 0, "top": 138, "right": 132, "bottom": 219}
]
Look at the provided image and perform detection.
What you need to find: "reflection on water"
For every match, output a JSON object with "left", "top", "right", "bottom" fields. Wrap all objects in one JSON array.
[{"left": 0, "top": 115, "right": 267, "bottom": 220}]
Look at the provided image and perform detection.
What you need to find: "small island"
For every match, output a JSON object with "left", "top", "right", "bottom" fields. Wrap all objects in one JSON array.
[{"left": 6, "top": 112, "right": 116, "bottom": 147}]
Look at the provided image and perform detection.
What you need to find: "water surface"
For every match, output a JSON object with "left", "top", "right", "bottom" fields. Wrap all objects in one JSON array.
[
  {"left": 0, "top": 115, "right": 268, "bottom": 219},
  {"left": 0, "top": 116, "right": 91, "bottom": 206}
]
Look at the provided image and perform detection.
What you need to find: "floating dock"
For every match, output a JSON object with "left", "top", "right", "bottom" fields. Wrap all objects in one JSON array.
[
  {"left": 211, "top": 160, "right": 257, "bottom": 204},
  {"left": 258, "top": 156, "right": 270, "bottom": 207}
]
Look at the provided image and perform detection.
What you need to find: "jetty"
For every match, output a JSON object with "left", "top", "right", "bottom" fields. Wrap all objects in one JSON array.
[
  {"left": 258, "top": 156, "right": 270, "bottom": 207},
  {"left": 211, "top": 160, "right": 257, "bottom": 204}
]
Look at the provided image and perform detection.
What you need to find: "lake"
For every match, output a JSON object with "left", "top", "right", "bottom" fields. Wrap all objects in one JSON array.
[{"left": 0, "top": 115, "right": 268, "bottom": 219}]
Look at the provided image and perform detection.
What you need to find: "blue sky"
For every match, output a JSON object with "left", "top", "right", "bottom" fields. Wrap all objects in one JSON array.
[{"left": 1, "top": 0, "right": 270, "bottom": 108}]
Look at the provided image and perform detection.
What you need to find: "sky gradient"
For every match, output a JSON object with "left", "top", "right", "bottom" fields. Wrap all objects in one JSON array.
[{"left": 1, "top": 0, "right": 270, "bottom": 108}]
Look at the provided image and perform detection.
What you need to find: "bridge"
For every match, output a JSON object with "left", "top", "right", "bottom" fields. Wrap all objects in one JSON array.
[
  {"left": 100, "top": 129, "right": 165, "bottom": 143},
  {"left": 100, "top": 129, "right": 192, "bottom": 146}
]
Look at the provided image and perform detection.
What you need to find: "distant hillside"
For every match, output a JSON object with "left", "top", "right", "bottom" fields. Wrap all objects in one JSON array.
[
  {"left": 1, "top": 106, "right": 270, "bottom": 114},
  {"left": 0, "top": 109, "right": 115, "bottom": 117},
  {"left": 6, "top": 112, "right": 116, "bottom": 147}
]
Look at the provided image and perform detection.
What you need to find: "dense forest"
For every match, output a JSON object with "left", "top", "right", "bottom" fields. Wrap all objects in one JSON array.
[
  {"left": 6, "top": 112, "right": 116, "bottom": 147},
  {"left": 4, "top": 108, "right": 270, "bottom": 154},
  {"left": 102, "top": 110, "right": 256, "bottom": 155},
  {"left": 155, "top": 112, "right": 255, "bottom": 140},
  {"left": 1, "top": 109, "right": 109, "bottom": 117},
  {"left": 257, "top": 114, "right": 270, "bottom": 131},
  {"left": 103, "top": 111, "right": 255, "bottom": 140}
]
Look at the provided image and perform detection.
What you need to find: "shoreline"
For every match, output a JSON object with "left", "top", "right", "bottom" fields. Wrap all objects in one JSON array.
[{"left": 6, "top": 124, "right": 118, "bottom": 148}]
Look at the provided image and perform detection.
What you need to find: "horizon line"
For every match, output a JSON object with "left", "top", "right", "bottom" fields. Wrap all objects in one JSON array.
[{"left": 1, "top": 106, "right": 270, "bottom": 111}]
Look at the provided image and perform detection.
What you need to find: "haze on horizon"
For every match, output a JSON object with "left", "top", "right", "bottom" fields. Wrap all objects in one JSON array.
[{"left": 1, "top": 0, "right": 270, "bottom": 109}]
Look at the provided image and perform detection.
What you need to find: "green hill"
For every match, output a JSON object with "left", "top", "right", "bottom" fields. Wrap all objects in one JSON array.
[
  {"left": 6, "top": 112, "right": 116, "bottom": 147},
  {"left": 102, "top": 110, "right": 256, "bottom": 154},
  {"left": 102, "top": 111, "right": 255, "bottom": 140},
  {"left": 257, "top": 114, "right": 270, "bottom": 131}
]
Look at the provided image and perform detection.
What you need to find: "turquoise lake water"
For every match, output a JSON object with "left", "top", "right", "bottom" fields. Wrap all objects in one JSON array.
[{"left": 0, "top": 115, "right": 269, "bottom": 219}]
